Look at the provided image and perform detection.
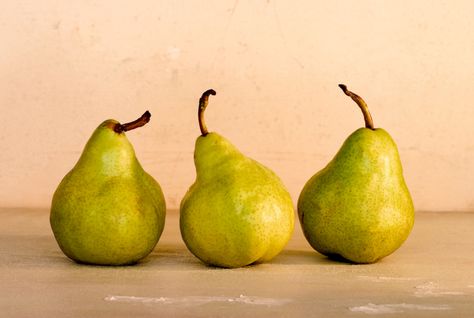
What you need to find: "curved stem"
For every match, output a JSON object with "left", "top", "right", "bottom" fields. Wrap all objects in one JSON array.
[
  {"left": 198, "top": 89, "right": 216, "bottom": 136},
  {"left": 114, "top": 111, "right": 151, "bottom": 133},
  {"left": 338, "top": 84, "right": 374, "bottom": 130}
]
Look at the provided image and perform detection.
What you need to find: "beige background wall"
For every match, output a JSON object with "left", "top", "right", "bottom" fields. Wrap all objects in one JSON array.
[{"left": 0, "top": 1, "right": 473, "bottom": 211}]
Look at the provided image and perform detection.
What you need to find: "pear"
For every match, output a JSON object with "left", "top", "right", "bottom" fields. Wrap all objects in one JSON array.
[
  {"left": 50, "top": 111, "right": 166, "bottom": 265},
  {"left": 180, "top": 90, "right": 294, "bottom": 268},
  {"left": 298, "top": 85, "right": 414, "bottom": 264}
]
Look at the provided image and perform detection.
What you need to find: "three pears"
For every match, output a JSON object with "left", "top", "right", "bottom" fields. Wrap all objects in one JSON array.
[
  {"left": 50, "top": 112, "right": 166, "bottom": 265},
  {"left": 298, "top": 85, "right": 414, "bottom": 263},
  {"left": 50, "top": 86, "right": 414, "bottom": 267},
  {"left": 180, "top": 90, "right": 295, "bottom": 268}
]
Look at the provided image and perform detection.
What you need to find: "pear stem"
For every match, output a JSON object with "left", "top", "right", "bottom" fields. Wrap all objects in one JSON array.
[
  {"left": 114, "top": 111, "right": 151, "bottom": 133},
  {"left": 338, "top": 84, "right": 375, "bottom": 130},
  {"left": 198, "top": 89, "right": 216, "bottom": 136}
]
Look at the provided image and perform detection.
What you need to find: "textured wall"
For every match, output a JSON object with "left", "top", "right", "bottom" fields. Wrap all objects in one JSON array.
[{"left": 1, "top": 1, "right": 473, "bottom": 211}]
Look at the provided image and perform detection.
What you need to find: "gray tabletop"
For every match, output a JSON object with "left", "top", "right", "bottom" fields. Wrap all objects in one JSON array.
[{"left": 1, "top": 208, "right": 473, "bottom": 317}]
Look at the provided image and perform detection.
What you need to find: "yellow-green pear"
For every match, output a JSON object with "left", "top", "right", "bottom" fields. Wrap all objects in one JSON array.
[
  {"left": 180, "top": 90, "right": 294, "bottom": 268},
  {"left": 298, "top": 85, "right": 414, "bottom": 263},
  {"left": 50, "top": 112, "right": 166, "bottom": 265}
]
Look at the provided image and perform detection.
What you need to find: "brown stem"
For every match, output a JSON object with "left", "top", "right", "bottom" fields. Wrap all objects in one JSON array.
[
  {"left": 338, "top": 84, "right": 375, "bottom": 130},
  {"left": 198, "top": 89, "right": 216, "bottom": 136},
  {"left": 114, "top": 111, "right": 151, "bottom": 133}
]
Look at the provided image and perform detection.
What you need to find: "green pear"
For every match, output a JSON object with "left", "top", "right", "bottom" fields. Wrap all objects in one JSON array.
[
  {"left": 50, "top": 111, "right": 166, "bottom": 265},
  {"left": 180, "top": 90, "right": 294, "bottom": 268},
  {"left": 298, "top": 85, "right": 414, "bottom": 264}
]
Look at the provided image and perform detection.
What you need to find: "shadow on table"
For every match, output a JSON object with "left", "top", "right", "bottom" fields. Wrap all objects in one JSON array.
[
  {"left": 146, "top": 244, "right": 347, "bottom": 269},
  {"left": 269, "top": 249, "right": 344, "bottom": 266},
  {"left": 0, "top": 235, "right": 348, "bottom": 270},
  {"left": 141, "top": 243, "right": 204, "bottom": 269}
]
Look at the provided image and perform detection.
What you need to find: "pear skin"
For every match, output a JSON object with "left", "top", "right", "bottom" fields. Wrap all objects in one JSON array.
[
  {"left": 180, "top": 90, "right": 294, "bottom": 268},
  {"left": 298, "top": 85, "right": 414, "bottom": 263},
  {"left": 50, "top": 112, "right": 166, "bottom": 265}
]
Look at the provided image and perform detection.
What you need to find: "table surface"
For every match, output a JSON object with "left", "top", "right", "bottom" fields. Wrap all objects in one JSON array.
[{"left": 1, "top": 208, "right": 473, "bottom": 317}]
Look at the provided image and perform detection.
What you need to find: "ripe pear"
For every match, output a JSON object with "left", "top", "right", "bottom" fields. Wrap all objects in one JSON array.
[
  {"left": 50, "top": 111, "right": 166, "bottom": 265},
  {"left": 180, "top": 90, "right": 294, "bottom": 268},
  {"left": 298, "top": 85, "right": 414, "bottom": 264}
]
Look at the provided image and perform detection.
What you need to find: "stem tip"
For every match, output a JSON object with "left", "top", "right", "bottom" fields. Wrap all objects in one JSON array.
[{"left": 338, "top": 84, "right": 348, "bottom": 94}]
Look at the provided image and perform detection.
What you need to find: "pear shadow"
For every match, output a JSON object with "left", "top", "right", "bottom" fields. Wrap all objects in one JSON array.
[
  {"left": 270, "top": 246, "right": 386, "bottom": 266},
  {"left": 73, "top": 259, "right": 140, "bottom": 267},
  {"left": 1, "top": 234, "right": 369, "bottom": 270},
  {"left": 323, "top": 253, "right": 356, "bottom": 264},
  {"left": 141, "top": 242, "right": 206, "bottom": 270},
  {"left": 268, "top": 249, "right": 352, "bottom": 266},
  {"left": 145, "top": 244, "right": 270, "bottom": 271},
  {"left": 147, "top": 245, "right": 365, "bottom": 269}
]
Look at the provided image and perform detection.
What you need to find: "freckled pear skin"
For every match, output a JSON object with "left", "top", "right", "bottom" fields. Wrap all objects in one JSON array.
[
  {"left": 298, "top": 85, "right": 414, "bottom": 264},
  {"left": 50, "top": 112, "right": 166, "bottom": 266},
  {"left": 180, "top": 90, "right": 294, "bottom": 268}
]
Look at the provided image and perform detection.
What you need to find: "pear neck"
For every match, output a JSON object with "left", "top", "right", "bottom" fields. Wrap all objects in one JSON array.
[
  {"left": 76, "top": 125, "right": 141, "bottom": 177},
  {"left": 332, "top": 128, "right": 402, "bottom": 177},
  {"left": 194, "top": 133, "right": 242, "bottom": 180}
]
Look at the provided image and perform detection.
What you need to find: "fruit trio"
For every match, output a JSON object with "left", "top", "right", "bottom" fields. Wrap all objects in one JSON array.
[{"left": 50, "top": 85, "right": 414, "bottom": 267}]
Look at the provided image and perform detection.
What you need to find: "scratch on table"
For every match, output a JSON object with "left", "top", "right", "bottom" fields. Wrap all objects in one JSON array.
[
  {"left": 414, "top": 282, "right": 465, "bottom": 297},
  {"left": 349, "top": 303, "right": 451, "bottom": 315},
  {"left": 357, "top": 275, "right": 422, "bottom": 282},
  {"left": 104, "top": 294, "right": 291, "bottom": 307}
]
